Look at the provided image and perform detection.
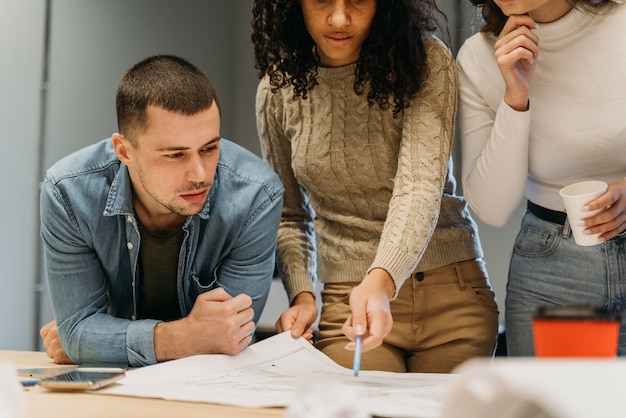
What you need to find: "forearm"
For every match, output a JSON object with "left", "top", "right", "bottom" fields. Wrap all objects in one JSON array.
[
  {"left": 276, "top": 222, "right": 317, "bottom": 303},
  {"left": 55, "top": 312, "right": 159, "bottom": 366},
  {"left": 256, "top": 79, "right": 317, "bottom": 302},
  {"left": 372, "top": 42, "right": 455, "bottom": 294},
  {"left": 44, "top": 248, "right": 157, "bottom": 366},
  {"left": 460, "top": 99, "right": 530, "bottom": 226},
  {"left": 152, "top": 315, "right": 237, "bottom": 362},
  {"left": 457, "top": 39, "right": 532, "bottom": 226},
  {"left": 153, "top": 320, "right": 188, "bottom": 362}
]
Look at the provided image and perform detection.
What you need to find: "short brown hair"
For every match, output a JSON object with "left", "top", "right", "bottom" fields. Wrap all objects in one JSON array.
[{"left": 116, "top": 55, "right": 221, "bottom": 142}]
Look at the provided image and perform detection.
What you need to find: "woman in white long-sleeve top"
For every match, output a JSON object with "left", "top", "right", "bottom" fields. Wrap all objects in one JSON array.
[{"left": 457, "top": 0, "right": 626, "bottom": 356}]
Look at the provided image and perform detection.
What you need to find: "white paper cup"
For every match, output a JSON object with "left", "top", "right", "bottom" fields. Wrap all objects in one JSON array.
[{"left": 559, "top": 180, "right": 608, "bottom": 246}]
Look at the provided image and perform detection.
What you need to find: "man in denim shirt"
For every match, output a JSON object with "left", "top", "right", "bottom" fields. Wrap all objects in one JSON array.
[{"left": 38, "top": 55, "right": 284, "bottom": 367}]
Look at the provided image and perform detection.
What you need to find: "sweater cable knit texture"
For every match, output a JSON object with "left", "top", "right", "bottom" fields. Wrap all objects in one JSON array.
[{"left": 257, "top": 37, "right": 483, "bottom": 302}]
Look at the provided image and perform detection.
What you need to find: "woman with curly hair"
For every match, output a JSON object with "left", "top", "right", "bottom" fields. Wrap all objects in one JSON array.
[
  {"left": 458, "top": 0, "right": 626, "bottom": 356},
  {"left": 252, "top": 0, "right": 498, "bottom": 372}
]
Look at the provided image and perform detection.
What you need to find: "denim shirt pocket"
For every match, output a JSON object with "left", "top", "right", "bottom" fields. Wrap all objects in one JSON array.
[
  {"left": 189, "top": 269, "right": 219, "bottom": 301},
  {"left": 513, "top": 213, "right": 561, "bottom": 258}
]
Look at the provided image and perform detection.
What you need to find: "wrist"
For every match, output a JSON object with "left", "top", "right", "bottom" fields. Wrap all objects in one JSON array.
[
  {"left": 154, "top": 320, "right": 184, "bottom": 362},
  {"left": 366, "top": 268, "right": 396, "bottom": 298},
  {"left": 292, "top": 291, "right": 315, "bottom": 307},
  {"left": 504, "top": 97, "right": 529, "bottom": 112},
  {"left": 503, "top": 91, "right": 529, "bottom": 112}
]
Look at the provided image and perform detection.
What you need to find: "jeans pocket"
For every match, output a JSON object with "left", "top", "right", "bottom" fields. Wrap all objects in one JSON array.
[
  {"left": 464, "top": 277, "right": 499, "bottom": 314},
  {"left": 514, "top": 218, "right": 561, "bottom": 258}
]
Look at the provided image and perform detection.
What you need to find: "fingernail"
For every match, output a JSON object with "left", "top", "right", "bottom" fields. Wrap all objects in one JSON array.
[
  {"left": 356, "top": 324, "right": 363, "bottom": 335},
  {"left": 581, "top": 205, "right": 590, "bottom": 212},
  {"left": 576, "top": 220, "right": 586, "bottom": 227},
  {"left": 583, "top": 229, "right": 591, "bottom": 235}
]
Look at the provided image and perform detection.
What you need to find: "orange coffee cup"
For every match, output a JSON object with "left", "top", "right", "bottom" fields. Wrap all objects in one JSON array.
[{"left": 532, "top": 304, "right": 620, "bottom": 358}]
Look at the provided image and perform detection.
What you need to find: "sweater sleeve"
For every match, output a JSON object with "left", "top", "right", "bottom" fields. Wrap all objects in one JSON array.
[
  {"left": 255, "top": 78, "right": 318, "bottom": 303},
  {"left": 457, "top": 35, "right": 531, "bottom": 227},
  {"left": 369, "top": 37, "right": 456, "bottom": 297}
]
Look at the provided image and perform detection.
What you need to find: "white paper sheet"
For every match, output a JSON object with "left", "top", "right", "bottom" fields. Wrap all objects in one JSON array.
[{"left": 99, "top": 331, "right": 454, "bottom": 418}]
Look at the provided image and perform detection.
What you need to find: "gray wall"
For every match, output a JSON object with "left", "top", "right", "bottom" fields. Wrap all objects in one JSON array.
[
  {"left": 1, "top": 0, "right": 518, "bottom": 351},
  {"left": 43, "top": 1, "right": 258, "bottom": 168}
]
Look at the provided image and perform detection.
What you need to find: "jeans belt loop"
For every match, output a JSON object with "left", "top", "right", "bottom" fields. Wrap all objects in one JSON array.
[{"left": 562, "top": 217, "right": 571, "bottom": 238}]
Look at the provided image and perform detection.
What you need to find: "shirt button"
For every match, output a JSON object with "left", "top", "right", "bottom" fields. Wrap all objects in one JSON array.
[
  {"left": 415, "top": 272, "right": 425, "bottom": 282},
  {"left": 127, "top": 242, "right": 134, "bottom": 250}
]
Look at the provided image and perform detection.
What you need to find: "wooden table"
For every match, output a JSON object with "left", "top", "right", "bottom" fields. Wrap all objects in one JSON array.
[{"left": 2, "top": 350, "right": 284, "bottom": 418}]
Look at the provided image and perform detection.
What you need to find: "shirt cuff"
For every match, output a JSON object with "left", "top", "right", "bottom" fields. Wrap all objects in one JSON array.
[{"left": 125, "top": 319, "right": 161, "bottom": 367}]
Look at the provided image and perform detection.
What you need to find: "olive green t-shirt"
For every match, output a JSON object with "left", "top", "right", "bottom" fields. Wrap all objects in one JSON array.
[{"left": 136, "top": 219, "right": 184, "bottom": 321}]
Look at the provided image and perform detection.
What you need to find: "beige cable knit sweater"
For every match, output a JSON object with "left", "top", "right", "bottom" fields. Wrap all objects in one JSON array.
[{"left": 256, "top": 36, "right": 483, "bottom": 302}]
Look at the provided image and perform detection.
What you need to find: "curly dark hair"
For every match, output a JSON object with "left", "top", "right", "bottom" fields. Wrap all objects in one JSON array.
[
  {"left": 251, "top": 0, "right": 447, "bottom": 116},
  {"left": 469, "top": 0, "right": 616, "bottom": 36}
]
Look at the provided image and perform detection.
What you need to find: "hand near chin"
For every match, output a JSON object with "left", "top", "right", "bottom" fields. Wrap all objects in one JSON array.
[{"left": 495, "top": 14, "right": 540, "bottom": 111}]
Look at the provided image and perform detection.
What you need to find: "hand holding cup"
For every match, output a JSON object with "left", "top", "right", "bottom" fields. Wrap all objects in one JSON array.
[{"left": 559, "top": 180, "right": 608, "bottom": 246}]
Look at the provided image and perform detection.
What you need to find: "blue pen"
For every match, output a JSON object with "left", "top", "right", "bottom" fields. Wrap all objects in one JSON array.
[
  {"left": 21, "top": 380, "right": 39, "bottom": 388},
  {"left": 353, "top": 334, "right": 362, "bottom": 377}
]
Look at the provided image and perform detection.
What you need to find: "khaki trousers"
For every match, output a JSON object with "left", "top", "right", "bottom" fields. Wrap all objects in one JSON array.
[{"left": 316, "top": 259, "right": 499, "bottom": 373}]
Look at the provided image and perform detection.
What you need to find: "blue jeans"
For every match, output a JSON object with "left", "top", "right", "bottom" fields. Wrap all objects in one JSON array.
[{"left": 505, "top": 210, "right": 626, "bottom": 356}]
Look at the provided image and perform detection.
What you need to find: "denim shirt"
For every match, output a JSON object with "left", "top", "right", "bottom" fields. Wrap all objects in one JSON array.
[{"left": 40, "top": 138, "right": 284, "bottom": 367}]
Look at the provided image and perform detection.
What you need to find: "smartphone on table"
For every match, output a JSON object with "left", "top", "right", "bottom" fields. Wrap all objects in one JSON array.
[{"left": 37, "top": 368, "right": 126, "bottom": 390}]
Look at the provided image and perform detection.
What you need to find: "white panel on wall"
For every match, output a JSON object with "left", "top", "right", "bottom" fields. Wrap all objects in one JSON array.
[{"left": 0, "top": 0, "right": 46, "bottom": 349}]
